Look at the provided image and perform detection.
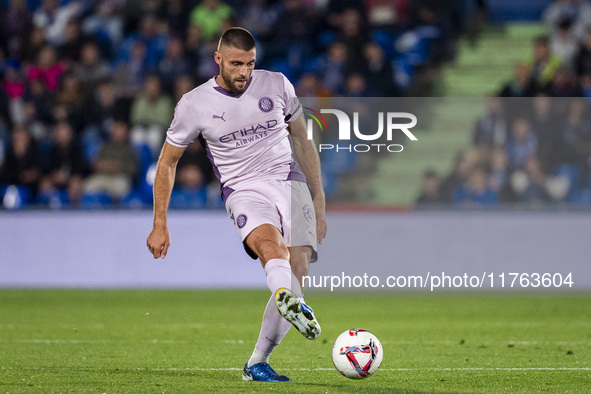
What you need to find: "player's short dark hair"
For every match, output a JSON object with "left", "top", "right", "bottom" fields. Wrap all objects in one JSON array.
[{"left": 218, "top": 27, "right": 256, "bottom": 52}]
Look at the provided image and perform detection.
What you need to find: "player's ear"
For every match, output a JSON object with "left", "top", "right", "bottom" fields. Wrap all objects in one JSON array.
[{"left": 214, "top": 51, "right": 222, "bottom": 66}]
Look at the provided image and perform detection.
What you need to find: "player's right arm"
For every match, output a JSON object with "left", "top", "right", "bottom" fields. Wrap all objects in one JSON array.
[
  {"left": 147, "top": 95, "right": 198, "bottom": 259},
  {"left": 147, "top": 142, "right": 186, "bottom": 259}
]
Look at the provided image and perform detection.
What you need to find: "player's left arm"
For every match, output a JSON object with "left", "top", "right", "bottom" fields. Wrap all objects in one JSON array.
[{"left": 289, "top": 113, "right": 327, "bottom": 244}]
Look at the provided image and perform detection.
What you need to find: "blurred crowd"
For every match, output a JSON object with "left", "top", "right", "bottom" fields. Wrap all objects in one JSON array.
[
  {"left": 0, "top": 0, "right": 474, "bottom": 209},
  {"left": 417, "top": 96, "right": 591, "bottom": 207},
  {"left": 417, "top": 0, "right": 591, "bottom": 208}
]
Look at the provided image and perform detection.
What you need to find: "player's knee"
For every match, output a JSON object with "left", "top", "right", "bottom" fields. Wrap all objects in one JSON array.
[
  {"left": 289, "top": 248, "right": 311, "bottom": 278},
  {"left": 258, "top": 240, "right": 289, "bottom": 263},
  {"left": 290, "top": 262, "right": 309, "bottom": 282}
]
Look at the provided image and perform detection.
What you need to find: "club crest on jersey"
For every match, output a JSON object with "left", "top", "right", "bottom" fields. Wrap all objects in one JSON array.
[
  {"left": 258, "top": 97, "right": 274, "bottom": 112},
  {"left": 236, "top": 214, "right": 248, "bottom": 229},
  {"left": 302, "top": 204, "right": 314, "bottom": 224}
]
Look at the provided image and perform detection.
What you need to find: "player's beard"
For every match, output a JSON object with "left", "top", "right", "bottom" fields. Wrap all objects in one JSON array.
[{"left": 220, "top": 64, "right": 249, "bottom": 93}]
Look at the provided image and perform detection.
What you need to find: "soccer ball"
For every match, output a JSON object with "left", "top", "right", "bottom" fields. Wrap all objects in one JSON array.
[{"left": 332, "top": 328, "right": 383, "bottom": 379}]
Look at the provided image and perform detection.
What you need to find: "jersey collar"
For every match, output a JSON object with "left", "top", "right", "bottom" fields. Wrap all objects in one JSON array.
[{"left": 212, "top": 74, "right": 253, "bottom": 98}]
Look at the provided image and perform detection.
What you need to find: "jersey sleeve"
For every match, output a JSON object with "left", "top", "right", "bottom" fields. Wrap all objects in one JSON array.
[
  {"left": 281, "top": 73, "right": 303, "bottom": 122},
  {"left": 165, "top": 96, "right": 199, "bottom": 148}
]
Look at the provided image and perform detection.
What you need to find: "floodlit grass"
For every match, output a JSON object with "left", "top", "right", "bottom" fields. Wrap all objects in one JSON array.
[{"left": 1, "top": 290, "right": 590, "bottom": 393}]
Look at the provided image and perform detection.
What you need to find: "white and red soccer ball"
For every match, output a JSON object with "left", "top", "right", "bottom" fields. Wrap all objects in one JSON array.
[{"left": 332, "top": 328, "right": 383, "bottom": 379}]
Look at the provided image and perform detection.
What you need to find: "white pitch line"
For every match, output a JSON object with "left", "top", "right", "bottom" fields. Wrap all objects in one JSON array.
[
  {"left": 2, "top": 366, "right": 589, "bottom": 372},
  {"left": 137, "top": 367, "right": 591, "bottom": 372}
]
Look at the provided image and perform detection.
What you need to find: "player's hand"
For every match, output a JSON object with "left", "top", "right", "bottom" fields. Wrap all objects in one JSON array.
[
  {"left": 146, "top": 225, "right": 171, "bottom": 259},
  {"left": 313, "top": 194, "right": 327, "bottom": 244}
]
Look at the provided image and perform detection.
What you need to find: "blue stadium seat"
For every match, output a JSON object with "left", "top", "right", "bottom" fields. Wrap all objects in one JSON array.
[
  {"left": 120, "top": 189, "right": 151, "bottom": 209},
  {"left": 371, "top": 30, "right": 397, "bottom": 59},
  {"left": 80, "top": 192, "right": 113, "bottom": 209},
  {"left": 569, "top": 188, "right": 591, "bottom": 204},
  {"left": 133, "top": 142, "right": 155, "bottom": 185},
  {"left": 169, "top": 188, "right": 207, "bottom": 209},
  {"left": 317, "top": 31, "right": 337, "bottom": 48},
  {"left": 1, "top": 185, "right": 32, "bottom": 209},
  {"left": 555, "top": 164, "right": 582, "bottom": 198}
]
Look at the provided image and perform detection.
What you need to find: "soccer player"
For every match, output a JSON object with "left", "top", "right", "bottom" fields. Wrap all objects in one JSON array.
[{"left": 146, "top": 27, "right": 327, "bottom": 382}]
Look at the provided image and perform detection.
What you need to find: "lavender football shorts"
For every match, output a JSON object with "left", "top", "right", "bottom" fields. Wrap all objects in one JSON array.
[{"left": 225, "top": 179, "right": 318, "bottom": 262}]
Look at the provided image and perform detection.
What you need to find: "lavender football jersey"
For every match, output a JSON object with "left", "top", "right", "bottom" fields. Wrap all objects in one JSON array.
[{"left": 166, "top": 70, "right": 304, "bottom": 191}]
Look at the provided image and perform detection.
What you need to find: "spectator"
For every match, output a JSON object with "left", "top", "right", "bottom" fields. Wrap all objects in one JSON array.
[
  {"left": 170, "top": 163, "right": 208, "bottom": 209},
  {"left": 84, "top": 121, "right": 137, "bottom": 200},
  {"left": 558, "top": 99, "right": 591, "bottom": 167},
  {"left": 117, "top": 15, "right": 168, "bottom": 69},
  {"left": 82, "top": 0, "right": 124, "bottom": 54},
  {"left": 529, "top": 35, "right": 562, "bottom": 92},
  {"left": 114, "top": 41, "right": 148, "bottom": 97},
  {"left": 510, "top": 156, "right": 569, "bottom": 203},
  {"left": 337, "top": 8, "right": 369, "bottom": 74},
  {"left": 545, "top": 66, "right": 582, "bottom": 97},
  {"left": 26, "top": 45, "right": 66, "bottom": 91},
  {"left": 454, "top": 166, "right": 498, "bottom": 206},
  {"left": 65, "top": 175, "right": 84, "bottom": 207},
  {"left": 174, "top": 75, "right": 195, "bottom": 103},
  {"left": 543, "top": 0, "right": 591, "bottom": 40},
  {"left": 581, "top": 73, "right": 591, "bottom": 97},
  {"left": 440, "top": 151, "right": 475, "bottom": 202},
  {"left": 176, "top": 140, "right": 215, "bottom": 187},
  {"left": 57, "top": 19, "right": 90, "bottom": 64},
  {"left": 266, "top": 0, "right": 313, "bottom": 72},
  {"left": 22, "top": 77, "right": 55, "bottom": 139},
  {"left": 130, "top": 75, "right": 173, "bottom": 156},
  {"left": 189, "top": 0, "right": 232, "bottom": 42},
  {"left": 33, "top": 0, "right": 84, "bottom": 46},
  {"left": 240, "top": 0, "right": 282, "bottom": 39},
  {"left": 574, "top": 27, "right": 591, "bottom": 77},
  {"left": 1, "top": 0, "right": 33, "bottom": 56},
  {"left": 415, "top": 170, "right": 443, "bottom": 204},
  {"left": 364, "top": 42, "right": 398, "bottom": 96},
  {"left": 162, "top": 0, "right": 190, "bottom": 40},
  {"left": 196, "top": 40, "right": 219, "bottom": 83},
  {"left": 499, "top": 63, "right": 535, "bottom": 97},
  {"left": 184, "top": 24, "right": 203, "bottom": 75},
  {"left": 0, "top": 84, "right": 10, "bottom": 136},
  {"left": 530, "top": 95, "right": 562, "bottom": 173},
  {"left": 83, "top": 78, "right": 130, "bottom": 132},
  {"left": 488, "top": 147, "right": 512, "bottom": 200},
  {"left": 319, "top": 42, "right": 348, "bottom": 94},
  {"left": 55, "top": 72, "right": 86, "bottom": 131},
  {"left": 550, "top": 18, "right": 577, "bottom": 70},
  {"left": 505, "top": 118, "right": 538, "bottom": 170},
  {"left": 473, "top": 96, "right": 508, "bottom": 150},
  {"left": 3, "top": 65, "right": 26, "bottom": 101},
  {"left": 41, "top": 122, "right": 86, "bottom": 193},
  {"left": 157, "top": 36, "right": 190, "bottom": 94},
  {"left": 0, "top": 125, "right": 42, "bottom": 195},
  {"left": 295, "top": 73, "right": 331, "bottom": 98},
  {"left": 326, "top": 0, "right": 365, "bottom": 32},
  {"left": 344, "top": 73, "right": 371, "bottom": 97},
  {"left": 21, "top": 25, "right": 47, "bottom": 64},
  {"left": 72, "top": 42, "right": 111, "bottom": 93}
]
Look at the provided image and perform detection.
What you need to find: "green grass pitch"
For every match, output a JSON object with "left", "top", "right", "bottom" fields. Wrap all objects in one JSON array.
[{"left": 1, "top": 290, "right": 590, "bottom": 393}]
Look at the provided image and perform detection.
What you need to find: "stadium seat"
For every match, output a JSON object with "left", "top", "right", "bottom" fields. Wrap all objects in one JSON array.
[
  {"left": 317, "top": 31, "right": 337, "bottom": 48},
  {"left": 371, "top": 30, "right": 397, "bottom": 59},
  {"left": 120, "top": 189, "right": 151, "bottom": 209},
  {"left": 1, "top": 185, "right": 32, "bottom": 210},
  {"left": 80, "top": 192, "right": 113, "bottom": 209},
  {"left": 169, "top": 188, "right": 208, "bottom": 209},
  {"left": 555, "top": 164, "right": 582, "bottom": 199}
]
